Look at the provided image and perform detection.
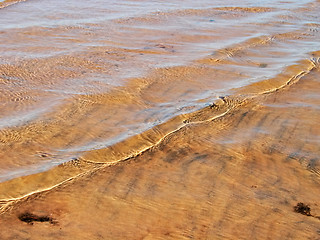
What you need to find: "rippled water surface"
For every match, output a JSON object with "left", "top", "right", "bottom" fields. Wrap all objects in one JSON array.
[{"left": 0, "top": 0, "right": 320, "bottom": 239}]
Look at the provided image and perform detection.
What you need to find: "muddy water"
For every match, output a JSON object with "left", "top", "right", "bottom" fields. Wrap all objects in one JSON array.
[{"left": 0, "top": 0, "right": 320, "bottom": 239}]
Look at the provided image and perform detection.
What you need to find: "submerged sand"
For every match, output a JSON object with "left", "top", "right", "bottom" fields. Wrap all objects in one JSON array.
[
  {"left": 0, "top": 0, "right": 320, "bottom": 239},
  {"left": 0, "top": 61, "right": 320, "bottom": 239}
]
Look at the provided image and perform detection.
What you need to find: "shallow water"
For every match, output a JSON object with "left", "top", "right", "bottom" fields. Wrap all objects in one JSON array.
[{"left": 0, "top": 0, "right": 320, "bottom": 239}]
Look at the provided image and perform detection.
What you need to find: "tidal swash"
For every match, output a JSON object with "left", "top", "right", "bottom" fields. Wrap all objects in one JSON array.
[{"left": 0, "top": 0, "right": 320, "bottom": 239}]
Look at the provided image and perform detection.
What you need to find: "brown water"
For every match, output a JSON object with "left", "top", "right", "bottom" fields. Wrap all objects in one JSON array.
[{"left": 0, "top": 0, "right": 320, "bottom": 239}]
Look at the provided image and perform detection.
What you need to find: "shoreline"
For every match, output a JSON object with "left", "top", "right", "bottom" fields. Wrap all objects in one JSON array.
[
  {"left": 1, "top": 61, "right": 320, "bottom": 239},
  {"left": 0, "top": 54, "right": 318, "bottom": 203},
  {"left": 1, "top": 1, "right": 320, "bottom": 238}
]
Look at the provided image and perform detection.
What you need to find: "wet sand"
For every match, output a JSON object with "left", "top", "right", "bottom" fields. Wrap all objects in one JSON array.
[
  {"left": 0, "top": 0, "right": 320, "bottom": 239},
  {"left": 1, "top": 60, "right": 320, "bottom": 239}
]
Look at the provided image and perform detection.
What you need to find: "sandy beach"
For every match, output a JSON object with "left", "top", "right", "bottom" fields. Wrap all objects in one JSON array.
[{"left": 0, "top": 0, "right": 320, "bottom": 239}]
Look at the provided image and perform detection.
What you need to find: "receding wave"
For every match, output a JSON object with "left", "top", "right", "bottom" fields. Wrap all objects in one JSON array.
[
  {"left": 1, "top": 1, "right": 320, "bottom": 237},
  {"left": 0, "top": 50, "right": 319, "bottom": 212}
]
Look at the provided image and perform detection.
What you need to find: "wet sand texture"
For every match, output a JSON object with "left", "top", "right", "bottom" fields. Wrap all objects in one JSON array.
[
  {"left": 0, "top": 0, "right": 320, "bottom": 239},
  {"left": 1, "top": 61, "right": 320, "bottom": 240}
]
